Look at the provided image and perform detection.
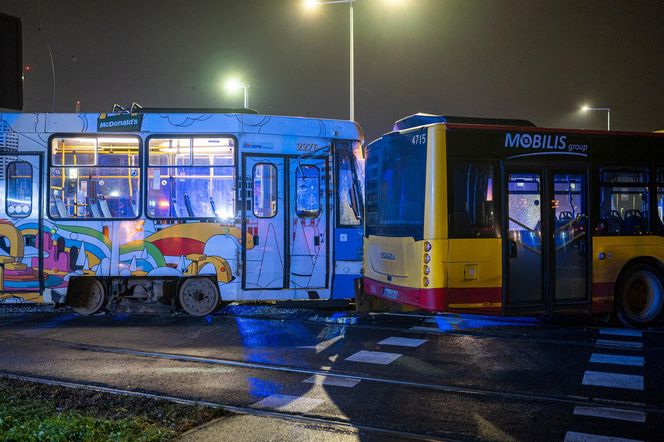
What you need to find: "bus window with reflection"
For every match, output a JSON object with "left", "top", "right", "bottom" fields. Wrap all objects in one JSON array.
[
  {"left": 598, "top": 167, "right": 650, "bottom": 235},
  {"left": 49, "top": 136, "right": 140, "bottom": 219},
  {"left": 147, "top": 137, "right": 235, "bottom": 219},
  {"left": 450, "top": 163, "right": 496, "bottom": 237}
]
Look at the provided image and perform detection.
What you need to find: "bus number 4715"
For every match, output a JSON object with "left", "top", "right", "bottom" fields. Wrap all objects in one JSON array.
[{"left": 412, "top": 133, "right": 427, "bottom": 145}]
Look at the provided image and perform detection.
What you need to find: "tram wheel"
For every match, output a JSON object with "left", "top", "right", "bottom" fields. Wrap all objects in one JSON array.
[
  {"left": 71, "top": 279, "right": 106, "bottom": 315},
  {"left": 616, "top": 263, "right": 664, "bottom": 328},
  {"left": 178, "top": 278, "right": 220, "bottom": 316}
]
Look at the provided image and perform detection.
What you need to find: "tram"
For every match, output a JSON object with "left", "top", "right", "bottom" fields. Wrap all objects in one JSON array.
[
  {"left": 360, "top": 113, "right": 664, "bottom": 327},
  {"left": 0, "top": 108, "right": 364, "bottom": 315}
]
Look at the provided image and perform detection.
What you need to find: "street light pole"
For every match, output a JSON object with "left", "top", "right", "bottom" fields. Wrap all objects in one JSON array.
[
  {"left": 241, "top": 84, "right": 249, "bottom": 109},
  {"left": 581, "top": 106, "right": 611, "bottom": 131},
  {"left": 349, "top": 0, "right": 354, "bottom": 121}
]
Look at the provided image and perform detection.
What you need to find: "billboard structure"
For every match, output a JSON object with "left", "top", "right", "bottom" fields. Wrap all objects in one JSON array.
[{"left": 0, "top": 13, "right": 23, "bottom": 110}]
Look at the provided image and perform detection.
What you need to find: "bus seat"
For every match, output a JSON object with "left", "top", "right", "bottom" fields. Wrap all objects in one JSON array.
[
  {"left": 604, "top": 211, "right": 622, "bottom": 234},
  {"left": 183, "top": 193, "right": 194, "bottom": 217},
  {"left": 53, "top": 194, "right": 69, "bottom": 218},
  {"left": 97, "top": 195, "right": 112, "bottom": 218},
  {"left": 623, "top": 209, "right": 645, "bottom": 234},
  {"left": 559, "top": 211, "right": 573, "bottom": 221}
]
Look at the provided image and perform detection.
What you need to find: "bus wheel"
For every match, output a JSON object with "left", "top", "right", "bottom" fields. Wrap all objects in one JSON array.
[
  {"left": 616, "top": 264, "right": 664, "bottom": 328},
  {"left": 71, "top": 279, "right": 106, "bottom": 315},
  {"left": 178, "top": 278, "right": 220, "bottom": 316}
]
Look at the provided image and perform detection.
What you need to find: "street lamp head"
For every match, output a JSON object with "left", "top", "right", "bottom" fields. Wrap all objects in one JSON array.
[
  {"left": 304, "top": 0, "right": 321, "bottom": 9},
  {"left": 224, "top": 77, "right": 247, "bottom": 93},
  {"left": 581, "top": 105, "right": 590, "bottom": 112}
]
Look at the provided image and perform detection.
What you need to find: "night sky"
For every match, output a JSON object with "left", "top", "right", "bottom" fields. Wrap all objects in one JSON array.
[{"left": 1, "top": 0, "right": 663, "bottom": 142}]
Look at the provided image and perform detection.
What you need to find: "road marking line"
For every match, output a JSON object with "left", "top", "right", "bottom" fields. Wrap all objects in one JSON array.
[
  {"left": 589, "top": 353, "right": 644, "bottom": 367},
  {"left": 297, "top": 335, "right": 343, "bottom": 353},
  {"left": 564, "top": 431, "right": 643, "bottom": 442},
  {"left": 377, "top": 337, "right": 427, "bottom": 348},
  {"left": 582, "top": 371, "right": 644, "bottom": 391},
  {"left": 303, "top": 375, "right": 360, "bottom": 388},
  {"left": 595, "top": 339, "right": 643, "bottom": 350},
  {"left": 251, "top": 394, "right": 324, "bottom": 413},
  {"left": 573, "top": 405, "right": 646, "bottom": 423},
  {"left": 345, "top": 350, "right": 402, "bottom": 365},
  {"left": 599, "top": 328, "right": 643, "bottom": 338}
]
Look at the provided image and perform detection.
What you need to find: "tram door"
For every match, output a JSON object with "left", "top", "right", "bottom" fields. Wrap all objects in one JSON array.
[
  {"left": 243, "top": 156, "right": 286, "bottom": 290},
  {"left": 288, "top": 157, "right": 328, "bottom": 291},
  {"left": 505, "top": 169, "right": 589, "bottom": 312},
  {"left": 0, "top": 153, "right": 44, "bottom": 302},
  {"left": 242, "top": 155, "right": 329, "bottom": 293}
]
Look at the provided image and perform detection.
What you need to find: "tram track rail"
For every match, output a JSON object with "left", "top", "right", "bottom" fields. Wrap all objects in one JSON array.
[
  {"left": 1, "top": 333, "right": 661, "bottom": 415},
  {"left": 0, "top": 371, "right": 452, "bottom": 442}
]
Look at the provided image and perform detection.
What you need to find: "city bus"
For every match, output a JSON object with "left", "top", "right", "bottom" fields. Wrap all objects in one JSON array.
[
  {"left": 0, "top": 108, "right": 364, "bottom": 315},
  {"left": 360, "top": 113, "right": 664, "bottom": 327}
]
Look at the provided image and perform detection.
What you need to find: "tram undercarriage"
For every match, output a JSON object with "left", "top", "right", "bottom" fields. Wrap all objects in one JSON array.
[{"left": 65, "top": 275, "right": 220, "bottom": 316}]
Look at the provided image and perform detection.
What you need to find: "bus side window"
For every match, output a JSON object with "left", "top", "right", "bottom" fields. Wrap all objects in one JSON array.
[
  {"left": 450, "top": 162, "right": 496, "bottom": 238},
  {"left": 598, "top": 167, "right": 650, "bottom": 235}
]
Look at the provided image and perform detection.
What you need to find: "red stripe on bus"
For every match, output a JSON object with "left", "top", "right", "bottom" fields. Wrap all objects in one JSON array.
[
  {"left": 363, "top": 278, "right": 501, "bottom": 314},
  {"left": 591, "top": 282, "right": 614, "bottom": 314}
]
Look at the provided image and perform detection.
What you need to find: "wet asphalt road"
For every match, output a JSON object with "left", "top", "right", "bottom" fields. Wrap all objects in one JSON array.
[{"left": 0, "top": 306, "right": 662, "bottom": 441}]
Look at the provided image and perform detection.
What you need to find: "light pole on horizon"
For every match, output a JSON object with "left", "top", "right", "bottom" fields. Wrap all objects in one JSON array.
[
  {"left": 581, "top": 105, "right": 611, "bottom": 131},
  {"left": 225, "top": 78, "right": 250, "bottom": 109},
  {"left": 304, "top": 0, "right": 404, "bottom": 122}
]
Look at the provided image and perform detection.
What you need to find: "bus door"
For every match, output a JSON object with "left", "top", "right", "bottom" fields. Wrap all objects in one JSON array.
[
  {"left": 243, "top": 155, "right": 286, "bottom": 290},
  {"left": 0, "top": 153, "right": 44, "bottom": 302},
  {"left": 288, "top": 156, "right": 328, "bottom": 291},
  {"left": 505, "top": 168, "right": 589, "bottom": 312}
]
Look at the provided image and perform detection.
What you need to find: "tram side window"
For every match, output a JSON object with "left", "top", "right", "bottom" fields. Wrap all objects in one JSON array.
[
  {"left": 296, "top": 165, "right": 320, "bottom": 218},
  {"left": 6, "top": 161, "right": 33, "bottom": 218},
  {"left": 449, "top": 162, "right": 497, "bottom": 238},
  {"left": 598, "top": 167, "right": 650, "bottom": 235},
  {"left": 49, "top": 137, "right": 140, "bottom": 219},
  {"left": 147, "top": 137, "right": 235, "bottom": 219},
  {"left": 337, "top": 143, "right": 363, "bottom": 226},
  {"left": 253, "top": 163, "right": 277, "bottom": 218}
]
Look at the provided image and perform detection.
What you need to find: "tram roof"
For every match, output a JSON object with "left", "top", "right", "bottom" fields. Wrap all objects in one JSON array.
[{"left": 0, "top": 111, "right": 364, "bottom": 141}]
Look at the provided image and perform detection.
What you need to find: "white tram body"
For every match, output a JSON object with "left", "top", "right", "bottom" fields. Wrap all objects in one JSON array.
[{"left": 0, "top": 110, "right": 364, "bottom": 315}]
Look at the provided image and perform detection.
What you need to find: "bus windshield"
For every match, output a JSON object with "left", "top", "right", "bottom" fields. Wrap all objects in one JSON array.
[{"left": 365, "top": 130, "right": 427, "bottom": 239}]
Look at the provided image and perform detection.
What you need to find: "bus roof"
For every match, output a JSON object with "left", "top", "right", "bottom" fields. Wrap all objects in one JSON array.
[
  {"left": 0, "top": 111, "right": 364, "bottom": 141},
  {"left": 386, "top": 113, "right": 664, "bottom": 139},
  {"left": 393, "top": 113, "right": 536, "bottom": 131}
]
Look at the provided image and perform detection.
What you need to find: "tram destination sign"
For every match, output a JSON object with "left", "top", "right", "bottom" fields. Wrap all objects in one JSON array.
[{"left": 97, "top": 113, "right": 143, "bottom": 132}]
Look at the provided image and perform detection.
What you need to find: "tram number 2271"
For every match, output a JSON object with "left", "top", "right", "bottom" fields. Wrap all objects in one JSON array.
[{"left": 297, "top": 143, "right": 318, "bottom": 151}]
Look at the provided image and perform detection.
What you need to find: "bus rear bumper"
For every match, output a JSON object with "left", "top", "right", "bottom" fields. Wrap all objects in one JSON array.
[{"left": 363, "top": 277, "right": 501, "bottom": 313}]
